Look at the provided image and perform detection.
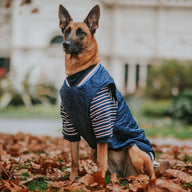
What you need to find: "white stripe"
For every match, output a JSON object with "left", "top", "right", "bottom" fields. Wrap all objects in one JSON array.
[
  {"left": 94, "top": 125, "right": 113, "bottom": 132},
  {"left": 91, "top": 110, "right": 116, "bottom": 121},
  {"left": 78, "top": 63, "right": 101, "bottom": 86},
  {"left": 96, "top": 130, "right": 113, "bottom": 137},
  {"left": 90, "top": 100, "right": 115, "bottom": 112},
  {"left": 63, "top": 128, "right": 77, "bottom": 133},
  {"left": 65, "top": 79, "right": 70, "bottom": 87},
  {"left": 90, "top": 105, "right": 117, "bottom": 119},
  {"left": 62, "top": 130, "right": 79, "bottom": 136},
  {"left": 92, "top": 118, "right": 111, "bottom": 127},
  {"left": 91, "top": 90, "right": 110, "bottom": 104},
  {"left": 150, "top": 152, "right": 154, "bottom": 162}
]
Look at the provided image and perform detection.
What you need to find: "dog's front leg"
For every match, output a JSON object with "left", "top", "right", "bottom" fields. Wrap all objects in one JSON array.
[
  {"left": 97, "top": 143, "right": 108, "bottom": 178},
  {"left": 70, "top": 141, "right": 79, "bottom": 180}
]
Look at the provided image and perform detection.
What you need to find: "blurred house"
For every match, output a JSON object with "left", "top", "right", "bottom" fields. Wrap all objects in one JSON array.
[{"left": 0, "top": 0, "right": 192, "bottom": 94}]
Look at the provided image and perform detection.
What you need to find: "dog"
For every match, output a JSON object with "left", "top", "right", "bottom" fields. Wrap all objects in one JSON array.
[{"left": 58, "top": 4, "right": 155, "bottom": 181}]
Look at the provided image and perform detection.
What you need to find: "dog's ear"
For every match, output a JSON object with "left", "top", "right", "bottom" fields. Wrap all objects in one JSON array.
[
  {"left": 84, "top": 5, "right": 100, "bottom": 35},
  {"left": 58, "top": 5, "right": 73, "bottom": 32}
]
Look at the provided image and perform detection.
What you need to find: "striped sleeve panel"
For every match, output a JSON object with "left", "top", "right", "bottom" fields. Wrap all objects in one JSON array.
[
  {"left": 90, "top": 86, "right": 117, "bottom": 142},
  {"left": 60, "top": 103, "right": 80, "bottom": 141}
]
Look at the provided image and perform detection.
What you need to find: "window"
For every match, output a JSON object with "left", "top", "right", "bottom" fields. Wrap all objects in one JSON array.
[
  {"left": 136, "top": 64, "right": 140, "bottom": 88},
  {"left": 124, "top": 64, "right": 129, "bottom": 87},
  {"left": 0, "top": 58, "right": 10, "bottom": 78},
  {"left": 50, "top": 35, "right": 63, "bottom": 44}
]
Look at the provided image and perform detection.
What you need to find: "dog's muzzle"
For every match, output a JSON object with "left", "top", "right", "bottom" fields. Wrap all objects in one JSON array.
[{"left": 63, "top": 40, "right": 83, "bottom": 55}]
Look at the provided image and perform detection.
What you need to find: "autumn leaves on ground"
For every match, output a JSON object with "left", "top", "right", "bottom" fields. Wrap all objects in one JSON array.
[{"left": 0, "top": 133, "right": 192, "bottom": 192}]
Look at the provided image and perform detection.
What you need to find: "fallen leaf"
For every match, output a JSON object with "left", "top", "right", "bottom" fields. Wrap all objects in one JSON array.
[
  {"left": 79, "top": 174, "right": 94, "bottom": 186},
  {"left": 112, "top": 183, "right": 125, "bottom": 192},
  {"left": 128, "top": 174, "right": 149, "bottom": 183},
  {"left": 110, "top": 173, "right": 119, "bottom": 184},
  {"left": 89, "top": 182, "right": 98, "bottom": 187},
  {"left": 64, "top": 184, "right": 83, "bottom": 192},
  {"left": 0, "top": 133, "right": 191, "bottom": 191},
  {"left": 3, "top": 180, "right": 29, "bottom": 192},
  {"left": 30, "top": 162, "right": 41, "bottom": 170},
  {"left": 165, "top": 169, "right": 192, "bottom": 183},
  {"left": 129, "top": 183, "right": 146, "bottom": 192},
  {"left": 0, "top": 163, "right": 9, "bottom": 180},
  {"left": 155, "top": 160, "right": 171, "bottom": 177},
  {"left": 147, "top": 178, "right": 187, "bottom": 192},
  {"left": 31, "top": 7, "right": 39, "bottom": 13},
  {"left": 93, "top": 171, "right": 105, "bottom": 185}
]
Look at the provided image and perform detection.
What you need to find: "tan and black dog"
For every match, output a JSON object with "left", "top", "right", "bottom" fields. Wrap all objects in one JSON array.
[{"left": 58, "top": 4, "right": 155, "bottom": 180}]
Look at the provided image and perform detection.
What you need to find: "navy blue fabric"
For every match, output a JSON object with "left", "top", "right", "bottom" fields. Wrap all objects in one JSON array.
[
  {"left": 67, "top": 65, "right": 96, "bottom": 87},
  {"left": 60, "top": 64, "right": 154, "bottom": 157}
]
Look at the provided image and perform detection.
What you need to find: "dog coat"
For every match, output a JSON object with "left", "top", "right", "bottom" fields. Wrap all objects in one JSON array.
[{"left": 60, "top": 63, "right": 154, "bottom": 157}]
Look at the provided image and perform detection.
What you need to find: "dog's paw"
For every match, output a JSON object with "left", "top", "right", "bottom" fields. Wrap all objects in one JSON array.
[{"left": 128, "top": 145, "right": 155, "bottom": 179}]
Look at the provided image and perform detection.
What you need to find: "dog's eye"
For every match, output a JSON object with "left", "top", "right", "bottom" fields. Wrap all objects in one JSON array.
[
  {"left": 65, "top": 27, "right": 71, "bottom": 37},
  {"left": 76, "top": 28, "right": 87, "bottom": 37}
]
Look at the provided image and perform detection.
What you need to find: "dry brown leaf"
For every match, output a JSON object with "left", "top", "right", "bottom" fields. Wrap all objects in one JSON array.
[
  {"left": 155, "top": 160, "right": 171, "bottom": 177},
  {"left": 0, "top": 163, "right": 9, "bottom": 180},
  {"left": 48, "top": 180, "right": 70, "bottom": 188},
  {"left": 165, "top": 169, "right": 192, "bottom": 183},
  {"left": 112, "top": 183, "right": 125, "bottom": 192},
  {"left": 30, "top": 162, "right": 41, "bottom": 170},
  {"left": 31, "top": 7, "right": 39, "bottom": 13},
  {"left": 0, "top": 133, "right": 192, "bottom": 192},
  {"left": 79, "top": 174, "right": 94, "bottom": 186},
  {"left": 4, "top": 2, "right": 11, "bottom": 8},
  {"left": 64, "top": 184, "right": 83, "bottom": 192},
  {"left": 93, "top": 171, "right": 105, "bottom": 185},
  {"left": 147, "top": 178, "right": 187, "bottom": 192},
  {"left": 89, "top": 182, "right": 99, "bottom": 187},
  {"left": 129, "top": 183, "right": 146, "bottom": 192},
  {"left": 135, "top": 174, "right": 150, "bottom": 182},
  {"left": 64, "top": 182, "right": 91, "bottom": 192},
  {"left": 128, "top": 174, "right": 149, "bottom": 183},
  {"left": 3, "top": 180, "right": 29, "bottom": 192},
  {"left": 111, "top": 173, "right": 119, "bottom": 184}
]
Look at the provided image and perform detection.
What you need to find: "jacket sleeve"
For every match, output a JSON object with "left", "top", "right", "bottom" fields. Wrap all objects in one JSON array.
[
  {"left": 60, "top": 103, "right": 81, "bottom": 142},
  {"left": 90, "top": 86, "right": 117, "bottom": 144}
]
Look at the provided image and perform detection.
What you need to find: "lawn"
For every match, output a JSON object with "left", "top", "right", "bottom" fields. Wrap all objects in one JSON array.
[
  {"left": 0, "top": 104, "right": 60, "bottom": 119},
  {"left": 126, "top": 96, "right": 192, "bottom": 139},
  {"left": 0, "top": 97, "right": 192, "bottom": 139}
]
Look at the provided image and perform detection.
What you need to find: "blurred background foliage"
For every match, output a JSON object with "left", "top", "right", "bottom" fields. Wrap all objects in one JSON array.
[
  {"left": 165, "top": 89, "right": 192, "bottom": 124},
  {"left": 146, "top": 59, "right": 192, "bottom": 99},
  {"left": 144, "top": 59, "right": 192, "bottom": 126},
  {"left": 0, "top": 71, "right": 58, "bottom": 109}
]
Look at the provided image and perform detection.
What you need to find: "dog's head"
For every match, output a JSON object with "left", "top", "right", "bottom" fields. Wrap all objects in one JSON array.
[{"left": 58, "top": 5, "right": 100, "bottom": 56}]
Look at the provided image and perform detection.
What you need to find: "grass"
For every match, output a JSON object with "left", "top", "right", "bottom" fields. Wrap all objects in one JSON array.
[
  {"left": 0, "top": 104, "right": 60, "bottom": 119},
  {"left": 0, "top": 97, "right": 192, "bottom": 139},
  {"left": 126, "top": 96, "right": 192, "bottom": 139}
]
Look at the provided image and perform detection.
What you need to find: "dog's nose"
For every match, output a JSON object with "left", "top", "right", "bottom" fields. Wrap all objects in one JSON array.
[{"left": 63, "top": 40, "right": 71, "bottom": 49}]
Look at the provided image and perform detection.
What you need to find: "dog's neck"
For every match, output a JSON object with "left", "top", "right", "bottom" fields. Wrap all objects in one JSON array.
[{"left": 65, "top": 38, "right": 101, "bottom": 76}]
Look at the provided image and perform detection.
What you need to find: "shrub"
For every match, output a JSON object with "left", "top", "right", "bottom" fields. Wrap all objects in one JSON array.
[
  {"left": 0, "top": 74, "right": 58, "bottom": 109},
  {"left": 141, "top": 99, "right": 170, "bottom": 117},
  {"left": 146, "top": 60, "right": 192, "bottom": 99},
  {"left": 165, "top": 89, "right": 192, "bottom": 124},
  {"left": 36, "top": 82, "right": 58, "bottom": 105}
]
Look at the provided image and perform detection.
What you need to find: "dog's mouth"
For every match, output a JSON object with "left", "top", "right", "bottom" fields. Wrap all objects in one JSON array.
[
  {"left": 63, "top": 48, "right": 82, "bottom": 55},
  {"left": 63, "top": 41, "right": 83, "bottom": 55}
]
